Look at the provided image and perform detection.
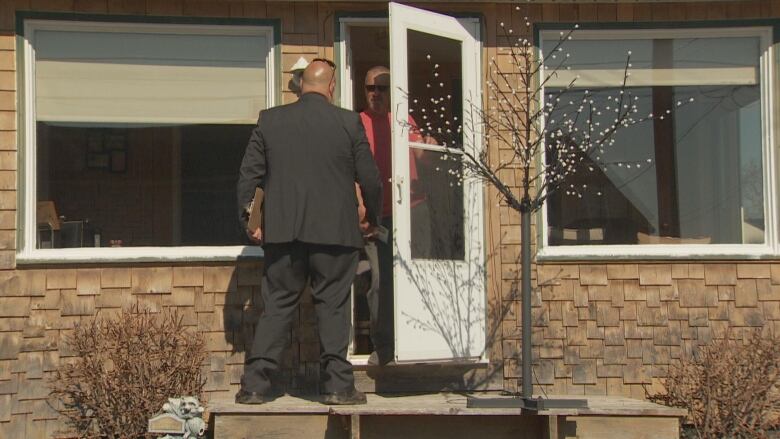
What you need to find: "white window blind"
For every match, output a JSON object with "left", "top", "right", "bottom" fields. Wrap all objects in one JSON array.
[
  {"left": 34, "top": 27, "right": 269, "bottom": 124},
  {"left": 546, "top": 67, "right": 757, "bottom": 88},
  {"left": 544, "top": 35, "right": 759, "bottom": 88}
]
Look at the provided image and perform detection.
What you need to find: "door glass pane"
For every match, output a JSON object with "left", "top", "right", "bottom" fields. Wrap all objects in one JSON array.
[
  {"left": 410, "top": 149, "right": 465, "bottom": 259},
  {"left": 407, "top": 30, "right": 465, "bottom": 260}
]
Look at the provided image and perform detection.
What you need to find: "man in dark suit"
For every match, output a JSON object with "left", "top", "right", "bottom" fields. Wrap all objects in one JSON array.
[{"left": 235, "top": 59, "right": 382, "bottom": 405}]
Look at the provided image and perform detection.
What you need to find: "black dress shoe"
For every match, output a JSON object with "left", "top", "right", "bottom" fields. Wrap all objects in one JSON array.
[
  {"left": 235, "top": 389, "right": 276, "bottom": 404},
  {"left": 322, "top": 387, "right": 367, "bottom": 405},
  {"left": 367, "top": 351, "right": 394, "bottom": 366}
]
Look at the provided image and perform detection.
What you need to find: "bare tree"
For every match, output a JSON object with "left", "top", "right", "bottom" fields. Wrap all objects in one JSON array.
[{"left": 408, "top": 14, "right": 691, "bottom": 403}]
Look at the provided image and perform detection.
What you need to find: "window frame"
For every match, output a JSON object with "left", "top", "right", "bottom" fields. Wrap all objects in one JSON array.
[
  {"left": 17, "top": 15, "right": 279, "bottom": 264},
  {"left": 536, "top": 24, "right": 777, "bottom": 260}
]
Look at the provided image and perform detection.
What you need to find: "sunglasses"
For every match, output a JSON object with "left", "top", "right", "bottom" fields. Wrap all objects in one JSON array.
[{"left": 365, "top": 85, "right": 390, "bottom": 92}]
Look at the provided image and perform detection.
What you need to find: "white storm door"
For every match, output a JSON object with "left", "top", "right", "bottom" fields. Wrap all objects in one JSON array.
[{"left": 389, "top": 2, "right": 485, "bottom": 362}]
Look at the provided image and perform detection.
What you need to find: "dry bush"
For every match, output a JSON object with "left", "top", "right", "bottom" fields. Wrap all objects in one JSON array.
[
  {"left": 50, "top": 305, "right": 207, "bottom": 439},
  {"left": 649, "top": 330, "right": 780, "bottom": 439}
]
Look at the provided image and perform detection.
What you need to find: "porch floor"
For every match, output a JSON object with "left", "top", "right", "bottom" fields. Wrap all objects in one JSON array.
[
  {"left": 209, "top": 393, "right": 687, "bottom": 439},
  {"left": 209, "top": 392, "right": 685, "bottom": 417}
]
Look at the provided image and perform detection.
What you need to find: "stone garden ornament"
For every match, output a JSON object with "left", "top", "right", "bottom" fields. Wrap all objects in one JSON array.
[{"left": 148, "top": 396, "right": 207, "bottom": 439}]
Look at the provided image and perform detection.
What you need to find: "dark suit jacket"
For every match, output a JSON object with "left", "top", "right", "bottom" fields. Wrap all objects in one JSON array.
[{"left": 237, "top": 92, "right": 383, "bottom": 249}]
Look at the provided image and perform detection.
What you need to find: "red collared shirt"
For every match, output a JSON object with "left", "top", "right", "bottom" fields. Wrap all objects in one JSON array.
[{"left": 360, "top": 111, "right": 425, "bottom": 218}]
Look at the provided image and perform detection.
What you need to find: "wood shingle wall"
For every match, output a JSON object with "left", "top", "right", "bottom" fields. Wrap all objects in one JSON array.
[
  {"left": 505, "top": 263, "right": 780, "bottom": 399},
  {"left": 0, "top": 264, "right": 278, "bottom": 437},
  {"left": 0, "top": 1, "right": 779, "bottom": 437}
]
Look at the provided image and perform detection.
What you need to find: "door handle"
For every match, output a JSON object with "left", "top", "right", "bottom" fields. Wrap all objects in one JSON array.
[{"left": 395, "top": 175, "right": 404, "bottom": 205}]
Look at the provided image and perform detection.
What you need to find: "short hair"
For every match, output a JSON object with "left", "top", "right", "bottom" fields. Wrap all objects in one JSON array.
[{"left": 365, "top": 66, "right": 390, "bottom": 83}]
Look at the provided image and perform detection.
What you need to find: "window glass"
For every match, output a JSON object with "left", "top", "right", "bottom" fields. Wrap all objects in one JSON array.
[
  {"left": 407, "top": 29, "right": 465, "bottom": 260},
  {"left": 543, "top": 33, "right": 764, "bottom": 246},
  {"left": 31, "top": 24, "right": 270, "bottom": 249},
  {"left": 36, "top": 123, "right": 252, "bottom": 248}
]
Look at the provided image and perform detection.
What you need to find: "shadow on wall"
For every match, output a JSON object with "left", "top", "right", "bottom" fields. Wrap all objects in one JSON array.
[
  {"left": 223, "top": 248, "right": 323, "bottom": 396},
  {"left": 220, "top": 208, "right": 565, "bottom": 396},
  {"left": 367, "top": 185, "right": 511, "bottom": 393}
]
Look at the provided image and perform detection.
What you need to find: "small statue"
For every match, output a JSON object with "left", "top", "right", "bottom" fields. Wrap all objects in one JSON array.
[{"left": 150, "top": 396, "right": 206, "bottom": 439}]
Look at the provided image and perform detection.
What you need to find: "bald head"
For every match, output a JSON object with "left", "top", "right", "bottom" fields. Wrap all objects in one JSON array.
[
  {"left": 301, "top": 59, "right": 336, "bottom": 100},
  {"left": 365, "top": 66, "right": 390, "bottom": 83}
]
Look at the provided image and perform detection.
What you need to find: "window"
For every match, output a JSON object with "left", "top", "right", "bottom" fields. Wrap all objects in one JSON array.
[
  {"left": 19, "top": 18, "right": 276, "bottom": 262},
  {"left": 539, "top": 27, "right": 774, "bottom": 258}
]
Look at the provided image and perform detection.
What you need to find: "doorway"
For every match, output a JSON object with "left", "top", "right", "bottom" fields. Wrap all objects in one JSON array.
[
  {"left": 340, "top": 5, "right": 486, "bottom": 364},
  {"left": 341, "top": 21, "right": 390, "bottom": 360}
]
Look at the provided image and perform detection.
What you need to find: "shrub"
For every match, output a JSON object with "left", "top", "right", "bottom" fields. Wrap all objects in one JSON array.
[
  {"left": 50, "top": 306, "right": 207, "bottom": 439},
  {"left": 648, "top": 330, "right": 780, "bottom": 439}
]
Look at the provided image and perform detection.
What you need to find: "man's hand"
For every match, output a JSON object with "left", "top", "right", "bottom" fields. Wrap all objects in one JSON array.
[
  {"left": 356, "top": 182, "right": 372, "bottom": 237},
  {"left": 247, "top": 227, "right": 262, "bottom": 244},
  {"left": 355, "top": 183, "right": 367, "bottom": 221},
  {"left": 361, "top": 223, "right": 378, "bottom": 239},
  {"left": 413, "top": 137, "right": 438, "bottom": 167}
]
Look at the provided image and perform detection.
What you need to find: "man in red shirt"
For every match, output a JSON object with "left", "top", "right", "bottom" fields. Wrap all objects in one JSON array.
[{"left": 357, "top": 66, "right": 434, "bottom": 365}]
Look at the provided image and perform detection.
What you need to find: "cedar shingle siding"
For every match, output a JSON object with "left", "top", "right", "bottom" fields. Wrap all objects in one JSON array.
[{"left": 1, "top": 1, "right": 780, "bottom": 437}]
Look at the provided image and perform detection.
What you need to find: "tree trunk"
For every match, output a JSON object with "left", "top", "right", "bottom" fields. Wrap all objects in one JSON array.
[{"left": 521, "top": 208, "right": 532, "bottom": 399}]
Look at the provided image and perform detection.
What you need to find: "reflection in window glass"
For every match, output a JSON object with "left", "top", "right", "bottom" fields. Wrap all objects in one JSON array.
[
  {"left": 407, "top": 30, "right": 463, "bottom": 148},
  {"left": 545, "top": 85, "right": 763, "bottom": 246},
  {"left": 29, "top": 23, "right": 271, "bottom": 250},
  {"left": 410, "top": 150, "right": 465, "bottom": 260},
  {"left": 544, "top": 33, "right": 764, "bottom": 246},
  {"left": 407, "top": 30, "right": 465, "bottom": 259},
  {"left": 36, "top": 123, "right": 251, "bottom": 248}
]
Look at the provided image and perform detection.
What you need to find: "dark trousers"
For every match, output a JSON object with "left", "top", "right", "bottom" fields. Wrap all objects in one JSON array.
[
  {"left": 364, "top": 202, "right": 431, "bottom": 363},
  {"left": 241, "top": 241, "right": 359, "bottom": 394},
  {"left": 364, "top": 220, "right": 394, "bottom": 363}
]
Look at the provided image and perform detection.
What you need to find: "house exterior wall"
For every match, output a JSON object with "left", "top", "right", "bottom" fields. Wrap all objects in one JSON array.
[
  {"left": 0, "top": 0, "right": 778, "bottom": 437},
  {"left": 490, "top": 0, "right": 780, "bottom": 399}
]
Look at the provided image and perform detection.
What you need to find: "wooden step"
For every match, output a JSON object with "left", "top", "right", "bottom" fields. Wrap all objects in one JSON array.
[{"left": 209, "top": 393, "right": 686, "bottom": 439}]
